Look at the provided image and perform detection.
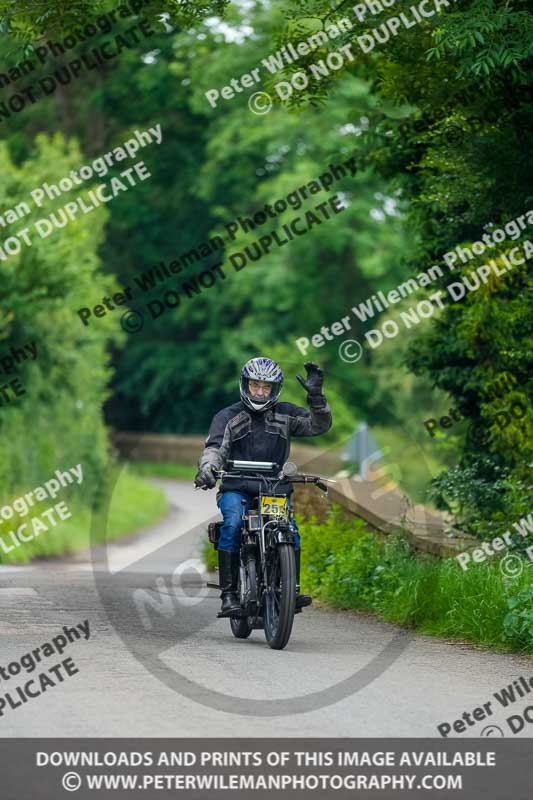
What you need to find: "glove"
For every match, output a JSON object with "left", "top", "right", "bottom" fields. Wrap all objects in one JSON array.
[
  {"left": 296, "top": 362, "right": 327, "bottom": 409},
  {"left": 296, "top": 361, "right": 325, "bottom": 396},
  {"left": 194, "top": 464, "right": 217, "bottom": 490}
]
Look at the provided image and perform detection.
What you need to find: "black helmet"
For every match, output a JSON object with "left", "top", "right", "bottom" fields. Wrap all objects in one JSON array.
[{"left": 240, "top": 357, "right": 283, "bottom": 412}]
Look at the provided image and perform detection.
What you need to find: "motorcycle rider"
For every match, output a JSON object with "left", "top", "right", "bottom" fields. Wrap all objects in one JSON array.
[{"left": 195, "top": 357, "right": 332, "bottom": 616}]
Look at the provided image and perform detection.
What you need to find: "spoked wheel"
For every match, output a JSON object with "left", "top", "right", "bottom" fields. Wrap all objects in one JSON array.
[
  {"left": 263, "top": 543, "right": 296, "bottom": 650},
  {"left": 230, "top": 558, "right": 255, "bottom": 639}
]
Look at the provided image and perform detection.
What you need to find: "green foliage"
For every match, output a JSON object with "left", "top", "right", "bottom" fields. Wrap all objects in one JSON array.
[
  {"left": 275, "top": 0, "right": 533, "bottom": 532},
  {"left": 299, "top": 507, "right": 533, "bottom": 652},
  {"left": 503, "top": 586, "right": 533, "bottom": 650},
  {"left": 0, "top": 0, "right": 529, "bottom": 545},
  {"left": 1, "top": 0, "right": 411, "bottom": 437},
  {"left": 428, "top": 459, "right": 532, "bottom": 546},
  {"left": 0, "top": 0, "right": 230, "bottom": 44},
  {"left": 0, "top": 134, "right": 116, "bottom": 505},
  {"left": 426, "top": 0, "right": 533, "bottom": 80},
  {"left": 0, "top": 468, "right": 167, "bottom": 563},
  {"left": 0, "top": 0, "right": 425, "bottom": 446},
  {"left": 203, "top": 537, "right": 218, "bottom": 572}
]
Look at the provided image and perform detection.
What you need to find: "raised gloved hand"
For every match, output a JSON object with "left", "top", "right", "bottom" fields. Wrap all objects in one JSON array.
[
  {"left": 194, "top": 463, "right": 217, "bottom": 490},
  {"left": 296, "top": 362, "right": 326, "bottom": 408}
]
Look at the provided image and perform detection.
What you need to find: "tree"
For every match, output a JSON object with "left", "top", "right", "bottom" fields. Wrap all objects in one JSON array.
[
  {"left": 271, "top": 0, "right": 533, "bottom": 528},
  {"left": 0, "top": 133, "right": 115, "bottom": 504}
]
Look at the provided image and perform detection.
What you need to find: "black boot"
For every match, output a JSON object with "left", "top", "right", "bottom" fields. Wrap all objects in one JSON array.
[
  {"left": 230, "top": 549, "right": 240, "bottom": 601},
  {"left": 295, "top": 549, "right": 312, "bottom": 612},
  {"left": 218, "top": 550, "right": 241, "bottom": 617}
]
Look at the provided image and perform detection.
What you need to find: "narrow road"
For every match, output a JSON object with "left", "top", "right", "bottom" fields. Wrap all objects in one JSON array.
[{"left": 0, "top": 479, "right": 531, "bottom": 738}]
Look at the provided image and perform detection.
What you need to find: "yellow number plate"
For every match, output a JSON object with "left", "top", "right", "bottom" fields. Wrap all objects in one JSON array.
[{"left": 260, "top": 496, "right": 288, "bottom": 516}]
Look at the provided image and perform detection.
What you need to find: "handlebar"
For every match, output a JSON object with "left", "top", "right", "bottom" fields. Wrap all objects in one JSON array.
[
  {"left": 215, "top": 470, "right": 333, "bottom": 484},
  {"left": 194, "top": 469, "right": 335, "bottom": 492}
]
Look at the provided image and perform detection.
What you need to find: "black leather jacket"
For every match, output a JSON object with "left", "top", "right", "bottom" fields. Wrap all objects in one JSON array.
[{"left": 198, "top": 399, "right": 332, "bottom": 496}]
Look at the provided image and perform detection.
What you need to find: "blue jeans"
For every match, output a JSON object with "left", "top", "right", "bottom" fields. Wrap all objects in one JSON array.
[{"left": 217, "top": 491, "right": 300, "bottom": 553}]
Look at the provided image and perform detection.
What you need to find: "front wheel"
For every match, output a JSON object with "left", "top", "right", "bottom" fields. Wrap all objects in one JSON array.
[
  {"left": 263, "top": 543, "right": 296, "bottom": 650},
  {"left": 230, "top": 557, "right": 255, "bottom": 639}
]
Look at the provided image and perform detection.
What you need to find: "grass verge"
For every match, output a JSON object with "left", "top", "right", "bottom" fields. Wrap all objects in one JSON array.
[
  {"left": 0, "top": 465, "right": 167, "bottom": 564},
  {"left": 300, "top": 506, "right": 533, "bottom": 654}
]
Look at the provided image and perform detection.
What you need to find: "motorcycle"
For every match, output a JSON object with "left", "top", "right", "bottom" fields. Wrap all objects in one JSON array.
[{"left": 206, "top": 460, "right": 334, "bottom": 650}]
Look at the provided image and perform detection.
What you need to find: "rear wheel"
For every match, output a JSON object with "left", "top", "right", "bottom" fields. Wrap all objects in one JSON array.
[{"left": 263, "top": 543, "right": 296, "bottom": 650}]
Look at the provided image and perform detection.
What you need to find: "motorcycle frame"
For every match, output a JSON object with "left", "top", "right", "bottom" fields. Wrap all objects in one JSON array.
[{"left": 239, "top": 479, "right": 296, "bottom": 617}]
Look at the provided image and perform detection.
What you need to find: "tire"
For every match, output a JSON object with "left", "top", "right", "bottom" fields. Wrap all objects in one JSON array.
[
  {"left": 230, "top": 616, "right": 253, "bottom": 639},
  {"left": 230, "top": 557, "right": 254, "bottom": 639},
  {"left": 263, "top": 543, "right": 296, "bottom": 650}
]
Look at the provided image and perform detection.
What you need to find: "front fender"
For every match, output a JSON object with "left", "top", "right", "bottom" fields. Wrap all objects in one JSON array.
[{"left": 267, "top": 525, "right": 295, "bottom": 546}]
